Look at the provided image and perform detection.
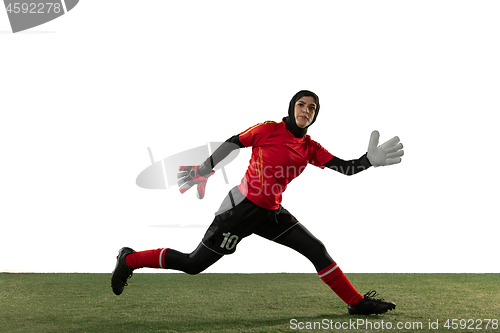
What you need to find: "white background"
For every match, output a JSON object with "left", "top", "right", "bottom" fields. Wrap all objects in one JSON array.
[{"left": 1, "top": 1, "right": 498, "bottom": 273}]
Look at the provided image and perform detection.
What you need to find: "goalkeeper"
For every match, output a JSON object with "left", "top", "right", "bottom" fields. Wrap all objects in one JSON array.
[{"left": 111, "top": 90, "right": 404, "bottom": 315}]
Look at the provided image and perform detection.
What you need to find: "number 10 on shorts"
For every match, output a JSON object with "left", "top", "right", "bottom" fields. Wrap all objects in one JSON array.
[{"left": 220, "top": 232, "right": 239, "bottom": 250}]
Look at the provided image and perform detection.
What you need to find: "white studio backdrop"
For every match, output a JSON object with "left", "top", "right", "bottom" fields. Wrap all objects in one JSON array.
[{"left": 0, "top": 1, "right": 498, "bottom": 273}]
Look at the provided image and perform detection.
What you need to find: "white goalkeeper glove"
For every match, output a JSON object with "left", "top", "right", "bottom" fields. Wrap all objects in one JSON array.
[{"left": 367, "top": 130, "right": 404, "bottom": 167}]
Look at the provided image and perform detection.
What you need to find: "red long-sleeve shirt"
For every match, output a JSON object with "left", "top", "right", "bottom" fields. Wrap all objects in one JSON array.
[{"left": 237, "top": 121, "right": 334, "bottom": 210}]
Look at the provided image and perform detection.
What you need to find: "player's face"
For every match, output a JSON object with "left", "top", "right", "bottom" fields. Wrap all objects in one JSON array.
[{"left": 294, "top": 96, "right": 317, "bottom": 128}]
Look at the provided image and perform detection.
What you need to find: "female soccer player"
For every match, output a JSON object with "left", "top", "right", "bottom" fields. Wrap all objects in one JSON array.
[{"left": 111, "top": 90, "right": 404, "bottom": 315}]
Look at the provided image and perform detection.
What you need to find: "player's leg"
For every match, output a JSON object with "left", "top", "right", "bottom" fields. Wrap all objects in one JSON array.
[
  {"left": 111, "top": 212, "right": 226, "bottom": 296},
  {"left": 124, "top": 188, "right": 271, "bottom": 274},
  {"left": 112, "top": 187, "right": 266, "bottom": 295},
  {"left": 259, "top": 208, "right": 396, "bottom": 314},
  {"left": 271, "top": 222, "right": 364, "bottom": 306},
  {"left": 111, "top": 243, "right": 222, "bottom": 295},
  {"left": 125, "top": 243, "right": 223, "bottom": 274},
  {"left": 162, "top": 243, "right": 223, "bottom": 275}
]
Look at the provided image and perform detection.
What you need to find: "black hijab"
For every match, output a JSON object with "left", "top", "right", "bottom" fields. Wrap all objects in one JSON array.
[{"left": 283, "top": 90, "right": 320, "bottom": 138}]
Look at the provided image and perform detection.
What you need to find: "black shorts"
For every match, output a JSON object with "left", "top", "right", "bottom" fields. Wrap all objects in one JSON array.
[{"left": 202, "top": 186, "right": 300, "bottom": 255}]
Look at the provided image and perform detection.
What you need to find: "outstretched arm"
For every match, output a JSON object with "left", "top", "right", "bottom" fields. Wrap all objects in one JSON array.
[
  {"left": 177, "top": 134, "right": 244, "bottom": 199},
  {"left": 322, "top": 154, "right": 372, "bottom": 176},
  {"left": 178, "top": 121, "right": 275, "bottom": 198},
  {"left": 321, "top": 130, "right": 404, "bottom": 175},
  {"left": 197, "top": 135, "right": 245, "bottom": 176}
]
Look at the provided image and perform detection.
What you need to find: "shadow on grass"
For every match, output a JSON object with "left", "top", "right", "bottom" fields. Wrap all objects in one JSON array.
[{"left": 70, "top": 312, "right": 361, "bottom": 332}]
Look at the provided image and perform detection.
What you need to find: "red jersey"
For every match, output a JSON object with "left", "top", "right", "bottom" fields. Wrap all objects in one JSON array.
[{"left": 237, "top": 121, "right": 334, "bottom": 210}]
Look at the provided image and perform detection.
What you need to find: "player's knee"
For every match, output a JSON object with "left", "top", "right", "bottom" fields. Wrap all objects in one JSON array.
[
  {"left": 306, "top": 241, "right": 332, "bottom": 265},
  {"left": 312, "top": 242, "right": 328, "bottom": 258},
  {"left": 302, "top": 238, "right": 326, "bottom": 257}
]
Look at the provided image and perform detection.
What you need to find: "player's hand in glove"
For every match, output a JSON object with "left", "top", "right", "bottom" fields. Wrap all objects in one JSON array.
[
  {"left": 177, "top": 166, "right": 215, "bottom": 199},
  {"left": 367, "top": 130, "right": 404, "bottom": 167}
]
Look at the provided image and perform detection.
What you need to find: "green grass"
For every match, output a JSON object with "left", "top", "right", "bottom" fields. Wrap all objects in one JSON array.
[{"left": 1, "top": 273, "right": 499, "bottom": 332}]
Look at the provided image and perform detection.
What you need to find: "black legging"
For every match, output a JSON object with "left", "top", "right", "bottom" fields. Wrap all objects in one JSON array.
[
  {"left": 272, "top": 223, "right": 334, "bottom": 272},
  {"left": 164, "top": 243, "right": 222, "bottom": 275},
  {"left": 164, "top": 223, "right": 333, "bottom": 274}
]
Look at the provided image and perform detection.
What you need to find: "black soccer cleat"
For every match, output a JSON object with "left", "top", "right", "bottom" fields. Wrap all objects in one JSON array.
[
  {"left": 111, "top": 247, "right": 135, "bottom": 295},
  {"left": 348, "top": 290, "right": 396, "bottom": 315}
]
